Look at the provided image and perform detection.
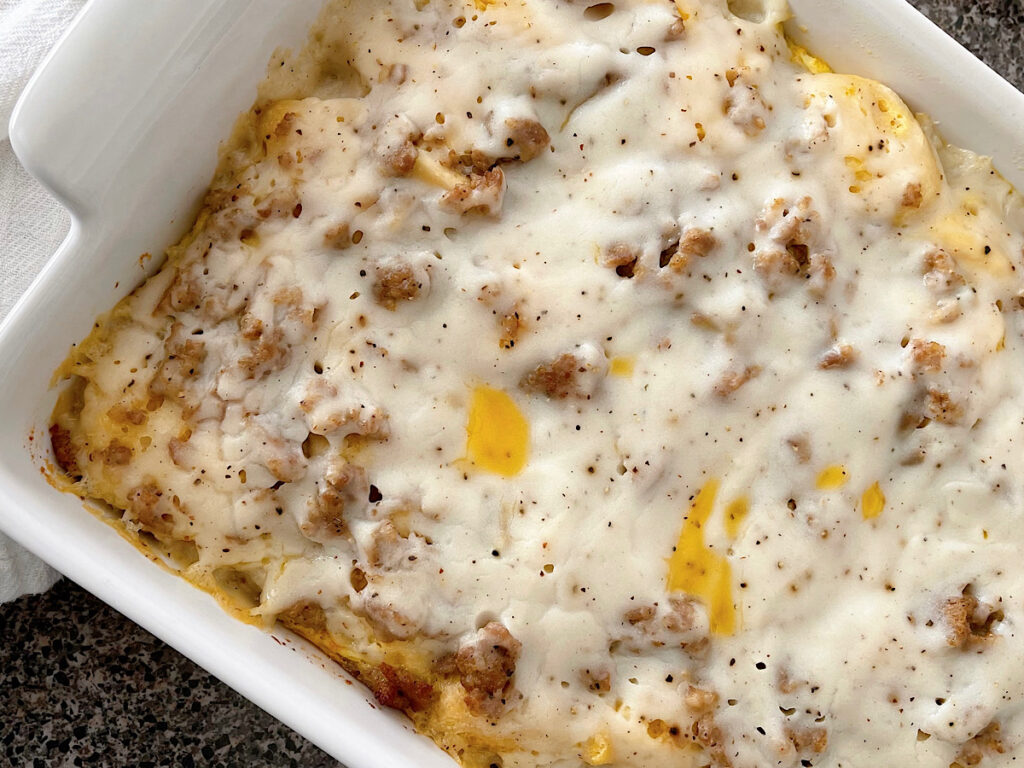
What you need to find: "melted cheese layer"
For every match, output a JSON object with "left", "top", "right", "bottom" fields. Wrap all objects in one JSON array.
[{"left": 53, "top": 1, "right": 1024, "bottom": 766}]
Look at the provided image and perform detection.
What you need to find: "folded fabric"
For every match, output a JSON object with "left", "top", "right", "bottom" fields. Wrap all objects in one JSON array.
[
  {"left": 0, "top": 0, "right": 86, "bottom": 603},
  {"left": 0, "top": 531, "right": 59, "bottom": 603}
]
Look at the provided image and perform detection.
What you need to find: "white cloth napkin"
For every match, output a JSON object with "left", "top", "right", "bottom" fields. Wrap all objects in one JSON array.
[{"left": 0, "top": 0, "right": 87, "bottom": 603}]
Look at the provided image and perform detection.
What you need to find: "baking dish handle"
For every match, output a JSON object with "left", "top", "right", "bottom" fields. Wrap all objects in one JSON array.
[{"left": 8, "top": 0, "right": 256, "bottom": 220}]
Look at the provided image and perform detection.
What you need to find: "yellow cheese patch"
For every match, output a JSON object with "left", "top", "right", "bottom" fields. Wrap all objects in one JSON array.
[
  {"left": 609, "top": 357, "right": 635, "bottom": 377},
  {"left": 581, "top": 733, "right": 614, "bottom": 766},
  {"left": 724, "top": 496, "right": 749, "bottom": 540},
  {"left": 802, "top": 73, "right": 942, "bottom": 221},
  {"left": 788, "top": 41, "right": 832, "bottom": 74},
  {"left": 412, "top": 152, "right": 464, "bottom": 190},
  {"left": 667, "top": 480, "right": 736, "bottom": 635},
  {"left": 816, "top": 464, "right": 848, "bottom": 490},
  {"left": 932, "top": 208, "right": 1011, "bottom": 277},
  {"left": 861, "top": 482, "right": 886, "bottom": 520},
  {"left": 465, "top": 386, "right": 529, "bottom": 476}
]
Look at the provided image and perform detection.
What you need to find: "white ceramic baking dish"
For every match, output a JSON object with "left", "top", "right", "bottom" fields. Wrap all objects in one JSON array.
[{"left": 2, "top": 1, "right": 1022, "bottom": 766}]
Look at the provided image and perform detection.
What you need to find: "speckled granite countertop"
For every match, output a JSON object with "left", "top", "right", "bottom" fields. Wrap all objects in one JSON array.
[{"left": 3, "top": 3, "right": 1023, "bottom": 767}]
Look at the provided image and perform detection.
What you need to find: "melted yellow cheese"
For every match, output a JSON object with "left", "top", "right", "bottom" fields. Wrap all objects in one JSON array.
[
  {"left": 816, "top": 464, "right": 848, "bottom": 490},
  {"left": 667, "top": 480, "right": 736, "bottom": 636},
  {"left": 724, "top": 496, "right": 749, "bottom": 540},
  {"left": 861, "top": 482, "right": 885, "bottom": 520},
  {"left": 582, "top": 732, "right": 615, "bottom": 766},
  {"left": 788, "top": 41, "right": 832, "bottom": 74},
  {"left": 465, "top": 386, "right": 529, "bottom": 477},
  {"left": 608, "top": 357, "right": 635, "bottom": 377}
]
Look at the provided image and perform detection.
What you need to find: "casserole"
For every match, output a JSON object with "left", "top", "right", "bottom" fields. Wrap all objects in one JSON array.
[{"left": 6, "top": 1, "right": 1024, "bottom": 768}]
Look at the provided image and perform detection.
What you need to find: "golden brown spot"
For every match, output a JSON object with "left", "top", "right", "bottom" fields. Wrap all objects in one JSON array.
[
  {"left": 926, "top": 387, "right": 963, "bottom": 425},
  {"left": 98, "top": 440, "right": 132, "bottom": 467},
  {"left": 107, "top": 404, "right": 147, "bottom": 426},
  {"left": 238, "top": 328, "right": 287, "bottom": 379},
  {"left": 923, "top": 248, "right": 966, "bottom": 293},
  {"left": 909, "top": 339, "right": 946, "bottom": 372},
  {"left": 373, "top": 663, "right": 435, "bottom": 713},
  {"left": 373, "top": 261, "right": 422, "bottom": 310},
  {"left": 786, "top": 726, "right": 828, "bottom": 754},
  {"left": 956, "top": 722, "right": 1005, "bottom": 766},
  {"left": 303, "top": 463, "right": 366, "bottom": 541},
  {"left": 753, "top": 248, "right": 800, "bottom": 281},
  {"left": 690, "top": 713, "right": 731, "bottom": 767},
  {"left": 902, "top": 182, "right": 923, "bottom": 209},
  {"left": 125, "top": 483, "right": 176, "bottom": 540},
  {"left": 818, "top": 343, "right": 856, "bottom": 369},
  {"left": 440, "top": 167, "right": 505, "bottom": 216},
  {"left": 604, "top": 243, "right": 640, "bottom": 278},
  {"left": 239, "top": 313, "right": 264, "bottom": 341},
  {"left": 150, "top": 325, "right": 207, "bottom": 401},
  {"left": 943, "top": 590, "right": 1002, "bottom": 649},
  {"left": 522, "top": 354, "right": 588, "bottom": 399},
  {"left": 684, "top": 685, "right": 719, "bottom": 713},
  {"left": 455, "top": 622, "right": 522, "bottom": 719},
  {"left": 165, "top": 271, "right": 201, "bottom": 312},
  {"left": 273, "top": 111, "right": 297, "bottom": 137},
  {"left": 714, "top": 366, "right": 760, "bottom": 397},
  {"left": 580, "top": 667, "right": 611, "bottom": 694},
  {"left": 49, "top": 423, "right": 78, "bottom": 475},
  {"left": 167, "top": 437, "right": 192, "bottom": 470},
  {"left": 349, "top": 567, "right": 368, "bottom": 592},
  {"left": 502, "top": 118, "right": 550, "bottom": 162},
  {"left": 777, "top": 669, "right": 801, "bottom": 694},
  {"left": 256, "top": 193, "right": 300, "bottom": 220},
  {"left": 378, "top": 138, "right": 419, "bottom": 177},
  {"left": 624, "top": 605, "right": 656, "bottom": 626},
  {"left": 582, "top": 732, "right": 615, "bottom": 765},
  {"left": 786, "top": 435, "right": 811, "bottom": 464},
  {"left": 679, "top": 227, "right": 717, "bottom": 258},
  {"left": 499, "top": 307, "right": 523, "bottom": 350},
  {"left": 323, "top": 222, "right": 351, "bottom": 250}
]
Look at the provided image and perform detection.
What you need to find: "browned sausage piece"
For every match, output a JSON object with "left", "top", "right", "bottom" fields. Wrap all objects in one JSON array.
[
  {"left": 455, "top": 621, "right": 522, "bottom": 718},
  {"left": 502, "top": 118, "right": 550, "bottom": 162},
  {"left": 49, "top": 423, "right": 78, "bottom": 475}
]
